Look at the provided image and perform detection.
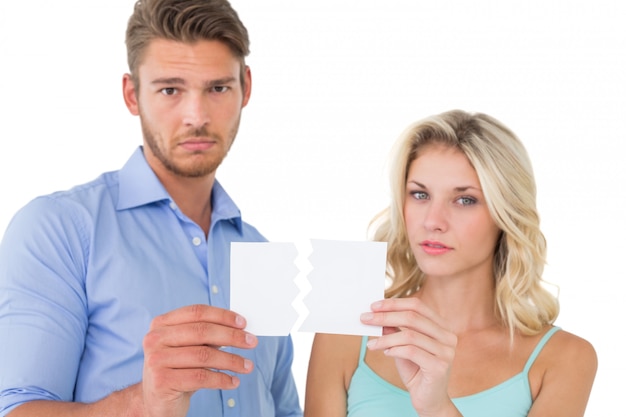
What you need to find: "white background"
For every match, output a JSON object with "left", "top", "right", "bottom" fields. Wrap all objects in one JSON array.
[{"left": 1, "top": 1, "right": 624, "bottom": 415}]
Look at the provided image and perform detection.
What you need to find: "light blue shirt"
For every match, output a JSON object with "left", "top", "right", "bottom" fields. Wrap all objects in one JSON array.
[{"left": 0, "top": 147, "right": 302, "bottom": 417}]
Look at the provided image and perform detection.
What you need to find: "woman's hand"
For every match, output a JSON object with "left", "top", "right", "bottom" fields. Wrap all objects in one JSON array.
[{"left": 361, "top": 297, "right": 460, "bottom": 417}]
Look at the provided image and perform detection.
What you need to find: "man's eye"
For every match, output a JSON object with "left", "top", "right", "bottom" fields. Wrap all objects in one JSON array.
[
  {"left": 160, "top": 87, "right": 177, "bottom": 95},
  {"left": 212, "top": 86, "right": 230, "bottom": 93}
]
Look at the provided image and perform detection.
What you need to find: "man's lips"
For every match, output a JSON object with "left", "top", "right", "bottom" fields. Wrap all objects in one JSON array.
[{"left": 179, "top": 138, "right": 216, "bottom": 151}]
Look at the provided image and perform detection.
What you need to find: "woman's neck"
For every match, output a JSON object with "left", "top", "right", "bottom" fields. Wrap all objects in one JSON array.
[{"left": 416, "top": 273, "right": 499, "bottom": 335}]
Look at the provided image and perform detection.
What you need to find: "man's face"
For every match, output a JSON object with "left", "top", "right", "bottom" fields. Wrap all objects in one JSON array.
[{"left": 123, "top": 38, "right": 251, "bottom": 179}]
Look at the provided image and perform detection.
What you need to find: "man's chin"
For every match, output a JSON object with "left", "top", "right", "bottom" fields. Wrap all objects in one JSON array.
[{"left": 170, "top": 160, "right": 222, "bottom": 178}]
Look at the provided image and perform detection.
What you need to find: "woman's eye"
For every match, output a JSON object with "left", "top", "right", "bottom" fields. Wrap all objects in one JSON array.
[
  {"left": 411, "top": 191, "right": 428, "bottom": 200},
  {"left": 457, "top": 196, "right": 476, "bottom": 206}
]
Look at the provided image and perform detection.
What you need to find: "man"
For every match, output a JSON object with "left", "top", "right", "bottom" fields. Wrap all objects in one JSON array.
[{"left": 0, "top": 1, "right": 302, "bottom": 416}]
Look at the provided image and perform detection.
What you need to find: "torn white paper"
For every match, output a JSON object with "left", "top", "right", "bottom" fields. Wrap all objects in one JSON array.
[
  {"left": 230, "top": 242, "right": 300, "bottom": 335},
  {"left": 230, "top": 239, "right": 386, "bottom": 337}
]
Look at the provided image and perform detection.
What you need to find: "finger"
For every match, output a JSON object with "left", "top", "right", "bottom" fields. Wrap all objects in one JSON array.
[
  {"left": 145, "top": 321, "right": 258, "bottom": 350},
  {"left": 145, "top": 345, "right": 255, "bottom": 375},
  {"left": 370, "top": 298, "right": 448, "bottom": 329},
  {"left": 149, "top": 366, "right": 243, "bottom": 392},
  {"left": 367, "top": 328, "right": 456, "bottom": 360},
  {"left": 360, "top": 309, "right": 445, "bottom": 342},
  {"left": 383, "top": 343, "right": 452, "bottom": 377},
  {"left": 151, "top": 304, "right": 246, "bottom": 330}
]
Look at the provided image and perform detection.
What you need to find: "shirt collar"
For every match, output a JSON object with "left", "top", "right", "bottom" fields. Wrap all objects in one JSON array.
[
  {"left": 210, "top": 180, "right": 243, "bottom": 233},
  {"left": 117, "top": 146, "right": 243, "bottom": 233},
  {"left": 117, "top": 147, "right": 169, "bottom": 210}
]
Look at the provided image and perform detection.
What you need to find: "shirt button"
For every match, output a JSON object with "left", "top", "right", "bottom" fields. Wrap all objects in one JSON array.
[
  {"left": 192, "top": 237, "right": 202, "bottom": 246},
  {"left": 169, "top": 201, "right": 177, "bottom": 210},
  {"left": 211, "top": 285, "right": 219, "bottom": 294},
  {"left": 227, "top": 398, "right": 236, "bottom": 408}
]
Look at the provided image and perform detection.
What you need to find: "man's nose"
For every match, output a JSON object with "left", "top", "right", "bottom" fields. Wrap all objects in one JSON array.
[{"left": 182, "top": 93, "right": 211, "bottom": 128}]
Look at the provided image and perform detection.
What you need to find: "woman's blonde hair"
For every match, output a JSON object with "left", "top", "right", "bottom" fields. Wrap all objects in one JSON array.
[{"left": 371, "top": 109, "right": 558, "bottom": 335}]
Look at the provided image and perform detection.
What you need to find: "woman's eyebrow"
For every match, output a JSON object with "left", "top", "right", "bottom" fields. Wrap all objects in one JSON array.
[{"left": 453, "top": 185, "right": 483, "bottom": 193}]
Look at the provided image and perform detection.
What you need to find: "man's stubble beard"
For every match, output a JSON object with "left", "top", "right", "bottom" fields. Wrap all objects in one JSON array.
[{"left": 140, "top": 115, "right": 241, "bottom": 178}]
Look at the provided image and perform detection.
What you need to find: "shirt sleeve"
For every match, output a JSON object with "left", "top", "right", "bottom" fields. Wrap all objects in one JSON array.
[
  {"left": 271, "top": 335, "right": 303, "bottom": 417},
  {"left": 0, "top": 196, "right": 89, "bottom": 416}
]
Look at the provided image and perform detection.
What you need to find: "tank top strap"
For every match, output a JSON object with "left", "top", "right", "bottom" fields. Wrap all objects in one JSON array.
[
  {"left": 359, "top": 336, "right": 368, "bottom": 363},
  {"left": 523, "top": 326, "right": 561, "bottom": 374}
]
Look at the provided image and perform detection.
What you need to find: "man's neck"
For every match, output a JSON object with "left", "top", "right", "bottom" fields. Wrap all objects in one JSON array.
[{"left": 159, "top": 172, "right": 215, "bottom": 237}]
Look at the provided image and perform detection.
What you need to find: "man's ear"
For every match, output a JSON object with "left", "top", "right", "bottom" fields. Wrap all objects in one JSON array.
[
  {"left": 242, "top": 65, "right": 252, "bottom": 108},
  {"left": 122, "top": 74, "right": 140, "bottom": 116}
]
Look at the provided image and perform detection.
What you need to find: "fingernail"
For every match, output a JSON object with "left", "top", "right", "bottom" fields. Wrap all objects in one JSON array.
[
  {"left": 371, "top": 301, "right": 382, "bottom": 310},
  {"left": 244, "top": 359, "right": 253, "bottom": 370},
  {"left": 360, "top": 312, "right": 374, "bottom": 322},
  {"left": 235, "top": 315, "right": 245, "bottom": 327},
  {"left": 366, "top": 339, "right": 377, "bottom": 349},
  {"left": 245, "top": 333, "right": 257, "bottom": 346}
]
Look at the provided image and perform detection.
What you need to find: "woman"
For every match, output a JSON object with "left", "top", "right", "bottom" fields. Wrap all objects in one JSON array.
[{"left": 304, "top": 110, "right": 597, "bottom": 417}]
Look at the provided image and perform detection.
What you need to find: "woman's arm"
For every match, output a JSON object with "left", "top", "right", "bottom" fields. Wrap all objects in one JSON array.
[
  {"left": 304, "top": 333, "right": 360, "bottom": 417},
  {"left": 527, "top": 330, "right": 597, "bottom": 417}
]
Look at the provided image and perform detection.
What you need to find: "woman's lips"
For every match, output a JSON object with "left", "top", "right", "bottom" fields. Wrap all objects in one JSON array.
[{"left": 419, "top": 240, "right": 452, "bottom": 255}]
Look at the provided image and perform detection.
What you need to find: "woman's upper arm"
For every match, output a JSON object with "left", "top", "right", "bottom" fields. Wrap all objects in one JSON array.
[
  {"left": 528, "top": 330, "right": 598, "bottom": 417},
  {"left": 304, "top": 333, "right": 360, "bottom": 417}
]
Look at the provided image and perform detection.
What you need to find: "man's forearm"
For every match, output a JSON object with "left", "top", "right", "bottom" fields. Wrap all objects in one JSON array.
[{"left": 7, "top": 383, "right": 143, "bottom": 417}]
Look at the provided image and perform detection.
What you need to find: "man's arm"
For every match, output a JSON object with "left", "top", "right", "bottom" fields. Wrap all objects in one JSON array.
[
  {"left": 0, "top": 199, "right": 258, "bottom": 417},
  {"left": 7, "top": 305, "right": 258, "bottom": 417},
  {"left": 8, "top": 384, "right": 143, "bottom": 417},
  {"left": 0, "top": 198, "right": 89, "bottom": 416}
]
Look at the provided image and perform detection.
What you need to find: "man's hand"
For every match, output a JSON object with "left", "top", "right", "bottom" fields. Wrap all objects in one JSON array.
[{"left": 141, "top": 304, "right": 258, "bottom": 417}]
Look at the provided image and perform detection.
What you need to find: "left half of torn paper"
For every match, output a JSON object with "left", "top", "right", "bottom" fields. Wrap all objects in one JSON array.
[{"left": 230, "top": 239, "right": 386, "bottom": 337}]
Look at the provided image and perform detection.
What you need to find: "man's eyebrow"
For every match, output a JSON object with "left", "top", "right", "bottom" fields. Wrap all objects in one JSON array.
[
  {"left": 151, "top": 77, "right": 186, "bottom": 85},
  {"left": 205, "top": 76, "right": 238, "bottom": 87},
  {"left": 149, "top": 76, "right": 238, "bottom": 87}
]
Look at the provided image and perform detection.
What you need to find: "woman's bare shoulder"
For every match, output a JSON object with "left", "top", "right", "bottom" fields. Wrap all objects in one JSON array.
[
  {"left": 527, "top": 327, "right": 597, "bottom": 414},
  {"left": 545, "top": 328, "right": 597, "bottom": 363},
  {"left": 534, "top": 327, "right": 597, "bottom": 387}
]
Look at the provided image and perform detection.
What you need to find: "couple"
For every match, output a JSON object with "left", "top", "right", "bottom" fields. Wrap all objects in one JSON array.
[{"left": 0, "top": 1, "right": 596, "bottom": 416}]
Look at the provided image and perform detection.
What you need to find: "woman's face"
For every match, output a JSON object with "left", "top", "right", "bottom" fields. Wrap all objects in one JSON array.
[{"left": 403, "top": 143, "right": 501, "bottom": 281}]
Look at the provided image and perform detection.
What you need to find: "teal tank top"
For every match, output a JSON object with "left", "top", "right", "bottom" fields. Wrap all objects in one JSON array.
[{"left": 346, "top": 326, "right": 560, "bottom": 417}]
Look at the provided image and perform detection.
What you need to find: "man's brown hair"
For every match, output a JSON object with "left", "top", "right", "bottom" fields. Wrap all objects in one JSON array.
[{"left": 125, "top": 0, "right": 250, "bottom": 89}]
